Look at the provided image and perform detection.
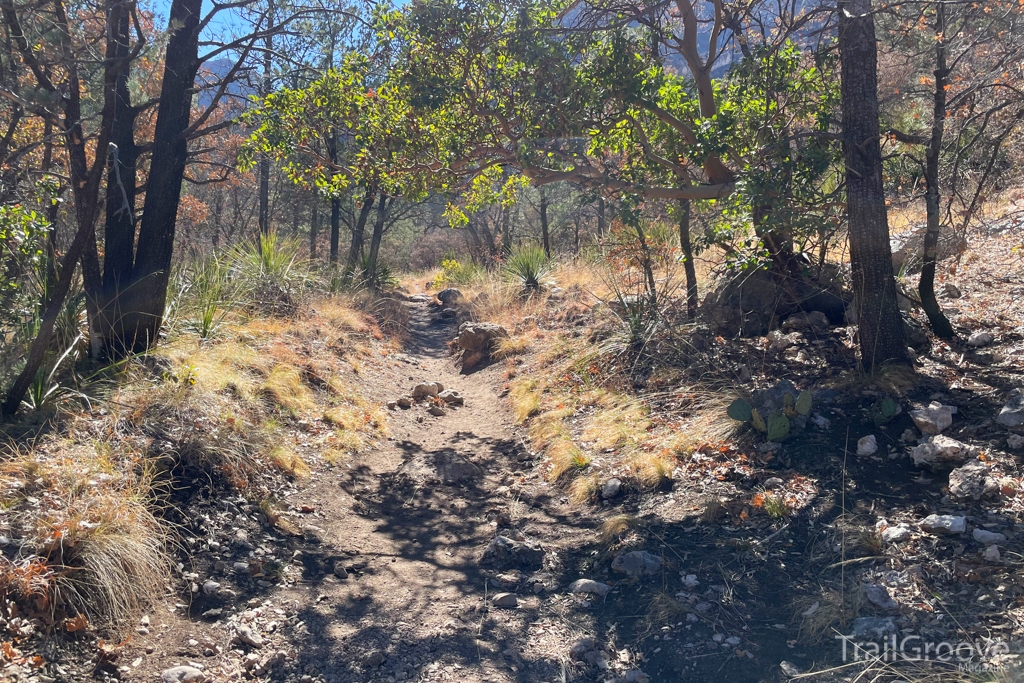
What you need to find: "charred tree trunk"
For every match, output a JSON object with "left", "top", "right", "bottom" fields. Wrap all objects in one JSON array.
[
  {"left": 678, "top": 199, "right": 698, "bottom": 318},
  {"left": 919, "top": 2, "right": 954, "bottom": 339},
  {"left": 329, "top": 198, "right": 341, "bottom": 263},
  {"left": 839, "top": 0, "right": 907, "bottom": 370},
  {"left": 500, "top": 204, "right": 512, "bottom": 256},
  {"left": 366, "top": 193, "right": 387, "bottom": 285},
  {"left": 539, "top": 187, "right": 551, "bottom": 258},
  {"left": 347, "top": 187, "right": 375, "bottom": 271},
  {"left": 309, "top": 201, "right": 318, "bottom": 260},
  {"left": 112, "top": 0, "right": 203, "bottom": 354}
]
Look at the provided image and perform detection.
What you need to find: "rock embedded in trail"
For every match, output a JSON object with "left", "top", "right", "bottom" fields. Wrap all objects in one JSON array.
[
  {"left": 481, "top": 535, "right": 545, "bottom": 570},
  {"left": 948, "top": 459, "right": 998, "bottom": 501},
  {"left": 234, "top": 624, "right": 264, "bottom": 648},
  {"left": 996, "top": 390, "right": 1024, "bottom": 428},
  {"left": 909, "top": 435, "right": 977, "bottom": 470},
  {"left": 909, "top": 402, "right": 956, "bottom": 435},
  {"left": 920, "top": 514, "right": 966, "bottom": 535},
  {"left": 436, "top": 288, "right": 463, "bottom": 306},
  {"left": 973, "top": 528, "right": 1006, "bottom": 545},
  {"left": 438, "top": 389, "right": 464, "bottom": 406},
  {"left": 161, "top": 666, "right": 208, "bottom": 683},
  {"left": 569, "top": 579, "right": 612, "bottom": 597},
  {"left": 863, "top": 584, "right": 898, "bottom": 611},
  {"left": 968, "top": 331, "right": 994, "bottom": 347},
  {"left": 396, "top": 396, "right": 414, "bottom": 409},
  {"left": 1008, "top": 434, "right": 1024, "bottom": 450},
  {"left": 601, "top": 478, "right": 622, "bottom": 499},
  {"left": 881, "top": 524, "right": 912, "bottom": 544},
  {"left": 611, "top": 550, "right": 662, "bottom": 577},
  {"left": 491, "top": 592, "right": 518, "bottom": 608},
  {"left": 428, "top": 404, "right": 447, "bottom": 417},
  {"left": 851, "top": 617, "right": 898, "bottom": 640},
  {"left": 412, "top": 382, "right": 443, "bottom": 400},
  {"left": 857, "top": 435, "right": 878, "bottom": 456}
]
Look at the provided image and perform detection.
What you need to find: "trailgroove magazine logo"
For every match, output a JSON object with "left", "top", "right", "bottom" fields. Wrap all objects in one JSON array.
[{"left": 835, "top": 634, "right": 1011, "bottom": 666}]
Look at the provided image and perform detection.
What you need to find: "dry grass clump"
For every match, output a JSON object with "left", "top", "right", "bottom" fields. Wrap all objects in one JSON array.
[
  {"left": 793, "top": 584, "right": 863, "bottom": 644},
  {"left": 581, "top": 394, "right": 650, "bottom": 450},
  {"left": 510, "top": 378, "right": 544, "bottom": 423},
  {"left": 0, "top": 444, "right": 169, "bottom": 631},
  {"left": 494, "top": 335, "right": 532, "bottom": 359},
  {"left": 628, "top": 453, "right": 674, "bottom": 491},
  {"left": 546, "top": 439, "right": 591, "bottom": 482},
  {"left": 262, "top": 364, "right": 316, "bottom": 414},
  {"left": 269, "top": 445, "right": 311, "bottom": 478},
  {"left": 598, "top": 514, "right": 639, "bottom": 543},
  {"left": 568, "top": 473, "right": 601, "bottom": 505}
]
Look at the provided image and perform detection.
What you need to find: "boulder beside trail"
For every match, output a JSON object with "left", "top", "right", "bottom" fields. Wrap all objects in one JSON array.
[
  {"left": 437, "top": 288, "right": 463, "bottom": 305},
  {"left": 456, "top": 322, "right": 509, "bottom": 371}
]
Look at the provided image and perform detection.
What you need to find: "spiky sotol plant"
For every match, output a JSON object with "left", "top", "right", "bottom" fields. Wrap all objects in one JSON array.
[{"left": 503, "top": 245, "right": 551, "bottom": 291}]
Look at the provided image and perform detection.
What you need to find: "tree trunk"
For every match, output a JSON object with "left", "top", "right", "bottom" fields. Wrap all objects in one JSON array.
[
  {"left": 366, "top": 192, "right": 387, "bottom": 285},
  {"left": 99, "top": 0, "right": 138, "bottom": 318},
  {"left": 597, "top": 196, "right": 605, "bottom": 238},
  {"left": 329, "top": 197, "right": 341, "bottom": 263},
  {"left": 347, "top": 187, "right": 375, "bottom": 270},
  {"left": 539, "top": 187, "right": 551, "bottom": 258},
  {"left": 257, "top": 0, "right": 274, "bottom": 237},
  {"left": 499, "top": 204, "right": 512, "bottom": 255},
  {"left": 839, "top": 0, "right": 907, "bottom": 371},
  {"left": 679, "top": 199, "right": 698, "bottom": 318},
  {"left": 919, "top": 2, "right": 954, "bottom": 339},
  {"left": 112, "top": 0, "right": 203, "bottom": 354},
  {"left": 309, "top": 200, "right": 318, "bottom": 260},
  {"left": 2, "top": 0, "right": 113, "bottom": 413}
]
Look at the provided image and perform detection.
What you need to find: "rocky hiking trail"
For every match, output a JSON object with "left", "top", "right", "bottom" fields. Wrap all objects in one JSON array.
[{"left": 128, "top": 297, "right": 602, "bottom": 683}]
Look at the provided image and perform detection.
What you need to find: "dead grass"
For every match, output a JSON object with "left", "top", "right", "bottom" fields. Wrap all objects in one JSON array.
[
  {"left": 269, "top": 444, "right": 311, "bottom": 477},
  {"left": 0, "top": 443, "right": 169, "bottom": 632},
  {"left": 510, "top": 378, "right": 543, "bottom": 423},
  {"left": 628, "top": 453, "right": 673, "bottom": 491},
  {"left": 262, "top": 364, "right": 316, "bottom": 414},
  {"left": 581, "top": 394, "right": 650, "bottom": 450},
  {"left": 546, "top": 439, "right": 591, "bottom": 482},
  {"left": 598, "top": 514, "right": 639, "bottom": 543},
  {"left": 494, "top": 335, "right": 531, "bottom": 359},
  {"left": 793, "top": 584, "right": 863, "bottom": 644},
  {"left": 568, "top": 473, "right": 600, "bottom": 505}
]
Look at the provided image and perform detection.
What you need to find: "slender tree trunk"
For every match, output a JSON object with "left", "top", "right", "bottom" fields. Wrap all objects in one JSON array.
[
  {"left": 919, "top": 2, "right": 954, "bottom": 339},
  {"left": 500, "top": 204, "right": 512, "bottom": 255},
  {"left": 291, "top": 199, "right": 300, "bottom": 238},
  {"left": 679, "top": 199, "right": 698, "bottom": 318},
  {"left": 539, "top": 187, "right": 551, "bottom": 258},
  {"left": 597, "top": 196, "right": 606, "bottom": 238},
  {"left": 839, "top": 0, "right": 907, "bottom": 371},
  {"left": 113, "top": 0, "right": 203, "bottom": 354},
  {"left": 309, "top": 201, "right": 318, "bottom": 260},
  {"left": 347, "top": 187, "right": 375, "bottom": 270},
  {"left": 366, "top": 193, "right": 387, "bottom": 285},
  {"left": 257, "top": 0, "right": 274, "bottom": 237},
  {"left": 2, "top": 0, "right": 114, "bottom": 413},
  {"left": 329, "top": 198, "right": 341, "bottom": 263}
]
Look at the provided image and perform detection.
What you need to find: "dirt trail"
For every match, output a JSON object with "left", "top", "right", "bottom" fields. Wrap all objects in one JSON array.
[{"left": 131, "top": 299, "right": 572, "bottom": 683}]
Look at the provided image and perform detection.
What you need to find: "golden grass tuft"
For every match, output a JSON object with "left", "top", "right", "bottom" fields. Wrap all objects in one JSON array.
[
  {"left": 629, "top": 453, "right": 674, "bottom": 490},
  {"left": 527, "top": 405, "right": 574, "bottom": 450},
  {"left": 494, "top": 335, "right": 532, "bottom": 359},
  {"left": 568, "top": 473, "right": 600, "bottom": 505},
  {"left": 510, "top": 378, "right": 543, "bottom": 424},
  {"left": 262, "top": 364, "right": 316, "bottom": 414},
  {"left": 0, "top": 445, "right": 169, "bottom": 632},
  {"left": 598, "top": 514, "right": 639, "bottom": 544},
  {"left": 546, "top": 439, "right": 591, "bottom": 482},
  {"left": 582, "top": 395, "right": 650, "bottom": 450},
  {"left": 269, "top": 444, "right": 310, "bottom": 478}
]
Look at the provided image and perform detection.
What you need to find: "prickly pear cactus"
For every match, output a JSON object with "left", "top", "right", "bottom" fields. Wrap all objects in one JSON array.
[
  {"left": 725, "top": 380, "right": 813, "bottom": 442},
  {"left": 871, "top": 397, "right": 899, "bottom": 427},
  {"left": 767, "top": 412, "right": 791, "bottom": 441},
  {"left": 728, "top": 398, "right": 753, "bottom": 422}
]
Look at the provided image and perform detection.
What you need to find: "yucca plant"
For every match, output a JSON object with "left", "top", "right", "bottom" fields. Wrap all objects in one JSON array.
[
  {"left": 503, "top": 245, "right": 551, "bottom": 291},
  {"left": 187, "top": 253, "right": 235, "bottom": 339},
  {"left": 231, "top": 230, "right": 301, "bottom": 284},
  {"left": 347, "top": 256, "right": 399, "bottom": 292}
]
